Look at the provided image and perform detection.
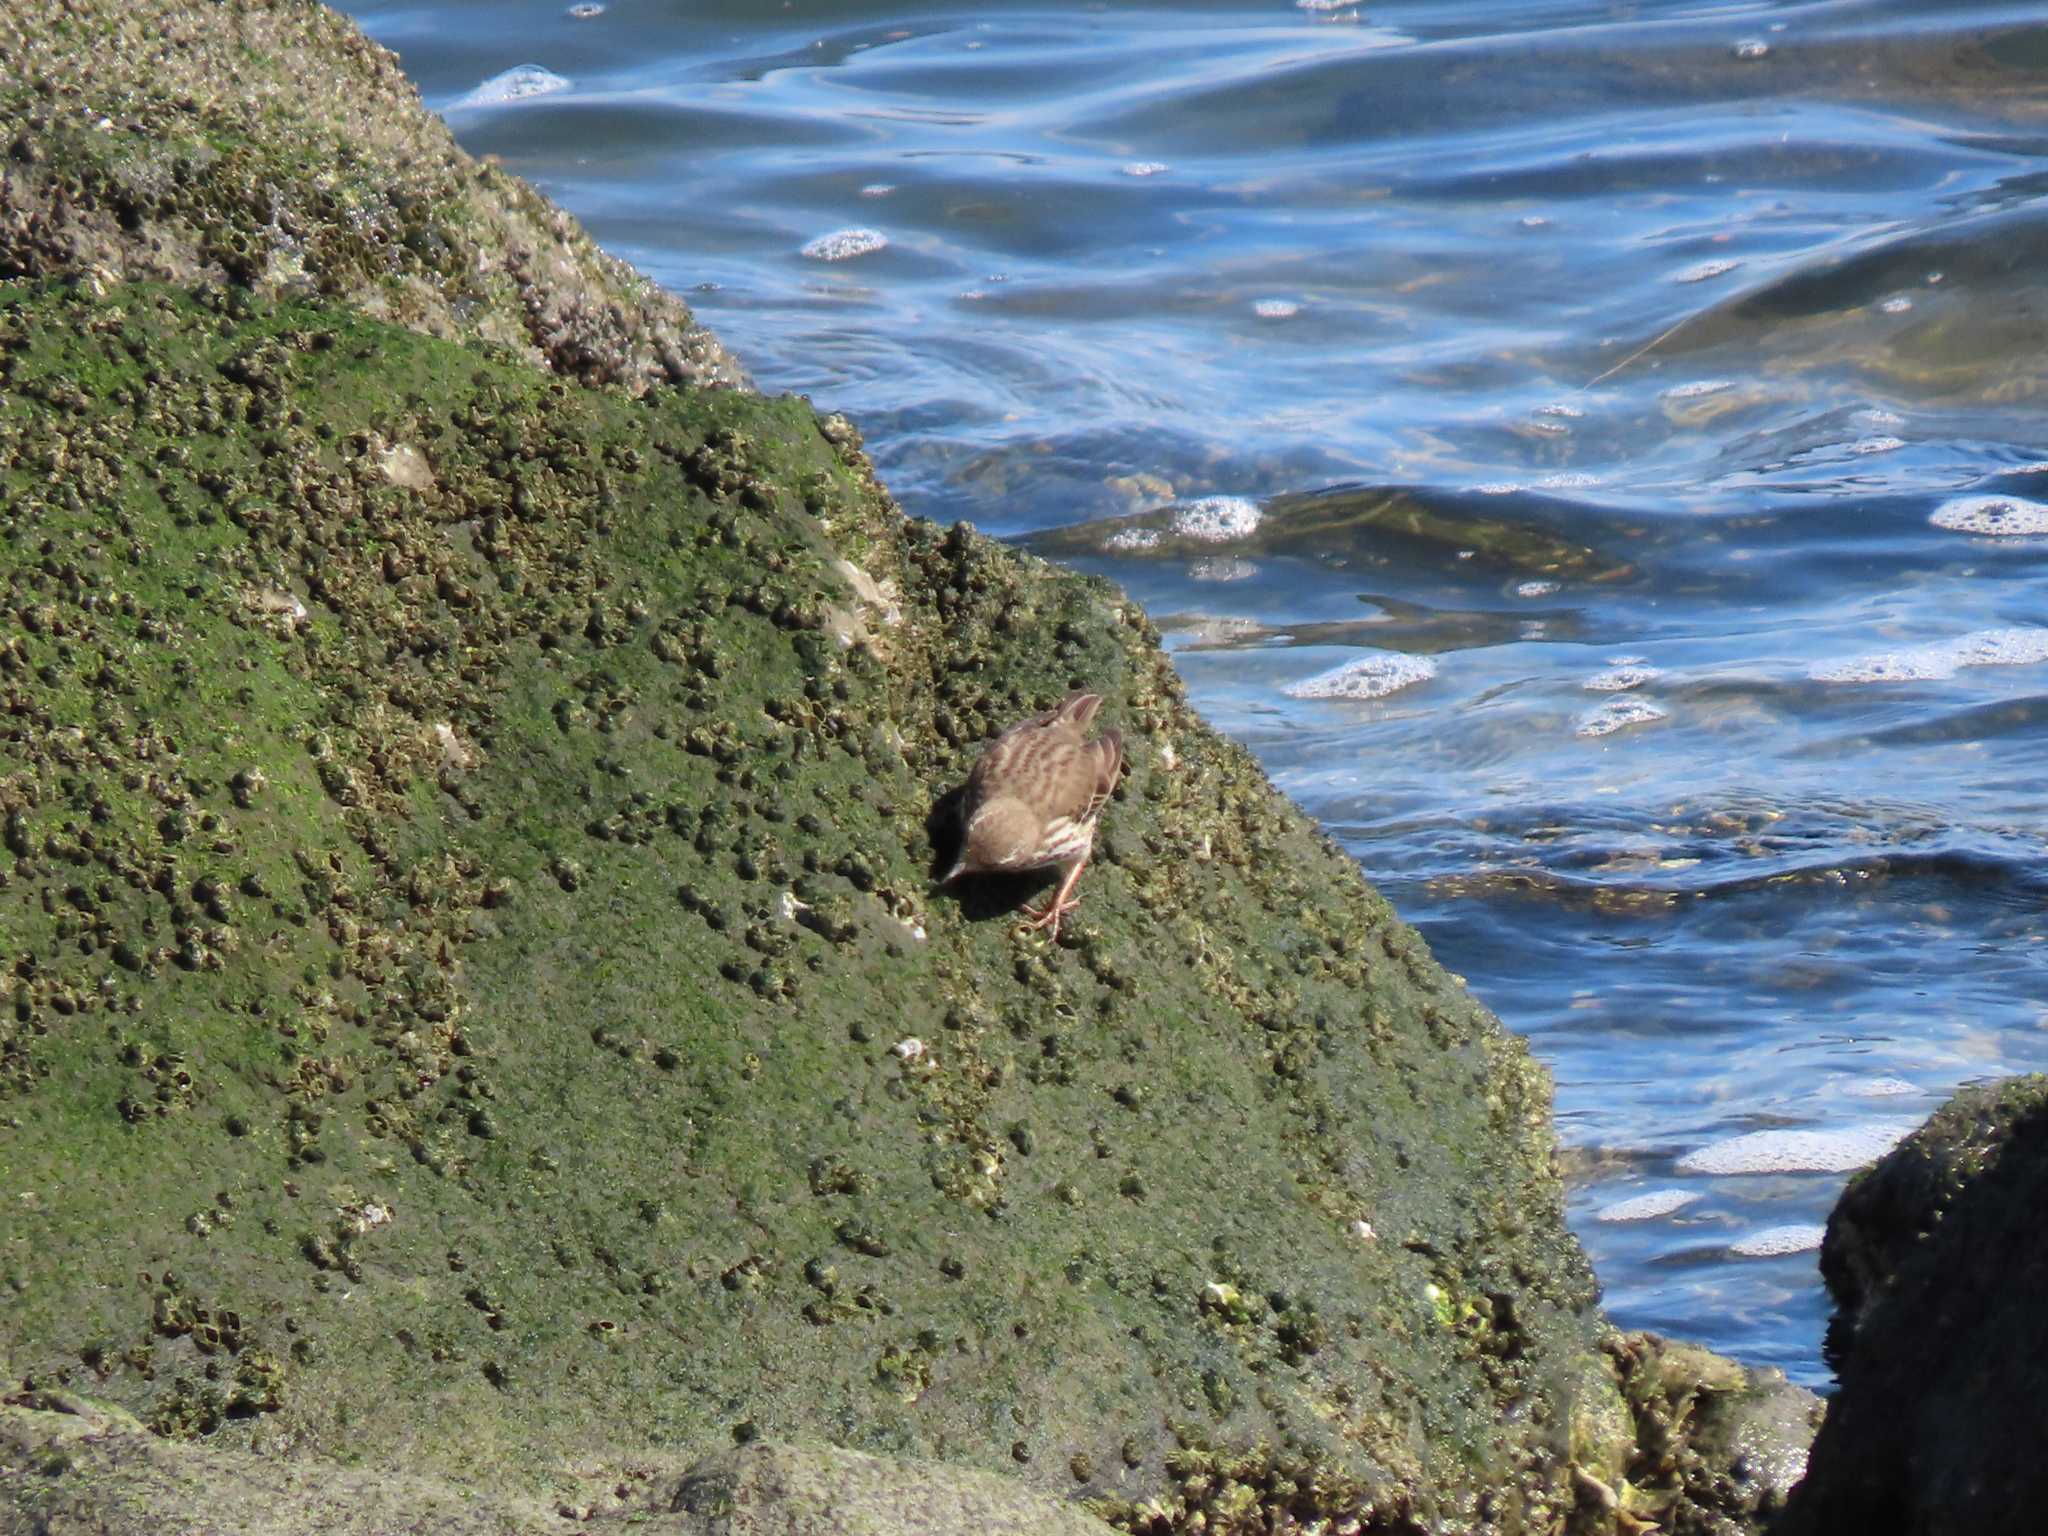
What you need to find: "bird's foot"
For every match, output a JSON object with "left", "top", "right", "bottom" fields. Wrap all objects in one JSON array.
[{"left": 1018, "top": 893, "right": 1080, "bottom": 941}]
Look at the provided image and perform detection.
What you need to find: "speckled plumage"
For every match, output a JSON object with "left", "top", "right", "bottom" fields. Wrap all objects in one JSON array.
[{"left": 943, "top": 691, "right": 1122, "bottom": 937}]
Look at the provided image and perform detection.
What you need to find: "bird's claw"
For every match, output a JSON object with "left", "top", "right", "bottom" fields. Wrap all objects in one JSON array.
[{"left": 1018, "top": 894, "right": 1080, "bottom": 942}]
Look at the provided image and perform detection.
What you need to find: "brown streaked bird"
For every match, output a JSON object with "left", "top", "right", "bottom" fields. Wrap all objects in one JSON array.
[{"left": 942, "top": 691, "right": 1123, "bottom": 939}]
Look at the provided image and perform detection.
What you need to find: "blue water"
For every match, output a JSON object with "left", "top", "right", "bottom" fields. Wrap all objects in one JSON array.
[{"left": 352, "top": 0, "right": 2048, "bottom": 1387}]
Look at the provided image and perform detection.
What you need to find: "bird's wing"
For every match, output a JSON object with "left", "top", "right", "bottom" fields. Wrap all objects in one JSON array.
[
  {"left": 1049, "top": 691, "right": 1103, "bottom": 731},
  {"left": 1084, "top": 728, "right": 1122, "bottom": 819}
]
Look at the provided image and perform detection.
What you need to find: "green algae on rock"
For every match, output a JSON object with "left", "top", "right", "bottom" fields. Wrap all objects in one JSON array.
[{"left": 0, "top": 275, "right": 1624, "bottom": 1530}]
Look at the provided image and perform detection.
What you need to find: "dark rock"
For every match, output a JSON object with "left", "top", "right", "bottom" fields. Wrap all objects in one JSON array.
[{"left": 1778, "top": 1075, "right": 2048, "bottom": 1536}]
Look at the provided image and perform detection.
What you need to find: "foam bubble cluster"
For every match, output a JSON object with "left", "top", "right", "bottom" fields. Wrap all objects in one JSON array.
[
  {"left": 1677, "top": 1119, "right": 1919, "bottom": 1176},
  {"left": 1515, "top": 579, "right": 1559, "bottom": 598},
  {"left": 1170, "top": 496, "right": 1263, "bottom": 543},
  {"left": 1253, "top": 299, "right": 1301, "bottom": 319},
  {"left": 1729, "top": 1224, "right": 1824, "bottom": 1258},
  {"left": 1674, "top": 259, "right": 1740, "bottom": 284},
  {"left": 1121, "top": 161, "right": 1169, "bottom": 177},
  {"left": 1663, "top": 379, "right": 1733, "bottom": 400},
  {"left": 1594, "top": 1189, "right": 1700, "bottom": 1223},
  {"left": 1575, "top": 696, "right": 1668, "bottom": 737},
  {"left": 1103, "top": 526, "right": 1163, "bottom": 553},
  {"left": 1848, "top": 436, "right": 1904, "bottom": 455},
  {"left": 1929, "top": 494, "right": 2048, "bottom": 536},
  {"left": 1584, "top": 664, "right": 1662, "bottom": 693},
  {"left": 1189, "top": 557, "right": 1257, "bottom": 583},
  {"left": 1841, "top": 1076, "right": 1919, "bottom": 1099},
  {"left": 802, "top": 228, "right": 889, "bottom": 261},
  {"left": 452, "top": 65, "right": 571, "bottom": 110},
  {"left": 1880, "top": 295, "right": 1914, "bottom": 314},
  {"left": 1284, "top": 651, "right": 1438, "bottom": 702},
  {"left": 1810, "top": 626, "right": 2048, "bottom": 684}
]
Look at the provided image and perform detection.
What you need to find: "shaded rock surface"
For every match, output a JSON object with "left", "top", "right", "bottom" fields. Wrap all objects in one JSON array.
[
  {"left": 1, "top": 1397, "right": 1118, "bottom": 1535},
  {"left": 1778, "top": 1075, "right": 2048, "bottom": 1536},
  {"left": 0, "top": 2, "right": 1803, "bottom": 1533},
  {"left": 667, "top": 1441, "right": 1120, "bottom": 1535}
]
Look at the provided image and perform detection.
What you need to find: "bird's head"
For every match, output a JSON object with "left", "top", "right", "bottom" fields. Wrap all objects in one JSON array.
[{"left": 944, "top": 796, "right": 1040, "bottom": 882}]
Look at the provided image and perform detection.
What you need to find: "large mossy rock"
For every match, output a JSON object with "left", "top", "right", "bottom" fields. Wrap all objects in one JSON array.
[
  {"left": 0, "top": 3, "right": 1778, "bottom": 1533},
  {"left": 1778, "top": 1076, "right": 2048, "bottom": 1536},
  {"left": 0, "top": 274, "right": 1602, "bottom": 1531}
]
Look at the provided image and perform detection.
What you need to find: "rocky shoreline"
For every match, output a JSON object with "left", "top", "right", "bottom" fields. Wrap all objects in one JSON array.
[{"left": 0, "top": 3, "right": 2023, "bottom": 1532}]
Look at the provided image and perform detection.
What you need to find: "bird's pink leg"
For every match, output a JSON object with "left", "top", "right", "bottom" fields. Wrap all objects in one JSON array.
[{"left": 1020, "top": 857, "right": 1089, "bottom": 939}]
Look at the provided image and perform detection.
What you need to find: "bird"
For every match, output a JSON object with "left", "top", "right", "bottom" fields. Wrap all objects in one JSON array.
[{"left": 941, "top": 690, "right": 1123, "bottom": 939}]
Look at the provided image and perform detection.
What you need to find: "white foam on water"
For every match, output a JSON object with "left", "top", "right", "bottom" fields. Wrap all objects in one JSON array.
[
  {"left": 1584, "top": 664, "right": 1662, "bottom": 693},
  {"left": 1848, "top": 436, "right": 1904, "bottom": 455},
  {"left": 1880, "top": 295, "right": 1913, "bottom": 314},
  {"left": 451, "top": 65, "right": 571, "bottom": 110},
  {"left": 1537, "top": 402, "right": 1585, "bottom": 419},
  {"left": 1520, "top": 215, "right": 1550, "bottom": 229},
  {"left": 566, "top": 2, "right": 604, "bottom": 16},
  {"left": 1677, "top": 1119, "right": 1919, "bottom": 1175},
  {"left": 1810, "top": 626, "right": 2048, "bottom": 683},
  {"left": 1514, "top": 580, "right": 1559, "bottom": 598},
  {"left": 1930, "top": 494, "right": 2048, "bottom": 536},
  {"left": 1575, "top": 696, "right": 1668, "bottom": 737},
  {"left": 1253, "top": 298, "right": 1301, "bottom": 319},
  {"left": 1732, "top": 38, "right": 1771, "bottom": 60},
  {"left": 1103, "top": 526, "right": 1163, "bottom": 553},
  {"left": 859, "top": 183, "right": 895, "bottom": 198},
  {"left": 1594, "top": 1189, "right": 1700, "bottom": 1223},
  {"left": 1122, "top": 161, "right": 1170, "bottom": 177},
  {"left": 1536, "top": 471, "right": 1603, "bottom": 489},
  {"left": 802, "top": 227, "right": 889, "bottom": 261},
  {"left": 1170, "top": 496, "right": 1263, "bottom": 543},
  {"left": 1855, "top": 407, "right": 1905, "bottom": 429},
  {"left": 1472, "top": 481, "right": 1521, "bottom": 495},
  {"left": 1662, "top": 379, "right": 1733, "bottom": 400},
  {"left": 1284, "top": 651, "right": 1438, "bottom": 701},
  {"left": 1674, "top": 259, "right": 1741, "bottom": 284},
  {"left": 1189, "top": 557, "right": 1257, "bottom": 583},
  {"left": 1172, "top": 615, "right": 1262, "bottom": 646},
  {"left": 1294, "top": 0, "right": 1354, "bottom": 9},
  {"left": 1841, "top": 1076, "right": 1920, "bottom": 1099},
  {"left": 1730, "top": 1223, "right": 1824, "bottom": 1258}
]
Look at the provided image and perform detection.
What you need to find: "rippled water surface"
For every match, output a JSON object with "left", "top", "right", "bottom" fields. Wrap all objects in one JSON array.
[{"left": 353, "top": 0, "right": 2048, "bottom": 1384}]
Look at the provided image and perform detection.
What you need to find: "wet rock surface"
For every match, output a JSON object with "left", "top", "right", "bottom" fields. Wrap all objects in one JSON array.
[
  {"left": 1777, "top": 1076, "right": 2048, "bottom": 1536},
  {"left": 0, "top": 3, "right": 1800, "bottom": 1534},
  {"left": 1602, "top": 1333, "right": 1820, "bottom": 1536}
]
